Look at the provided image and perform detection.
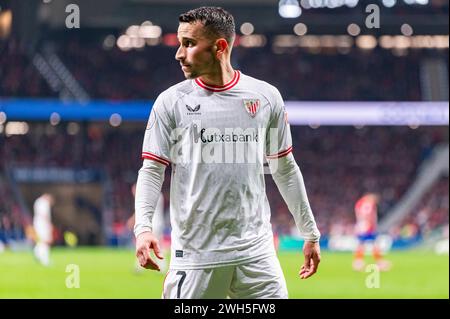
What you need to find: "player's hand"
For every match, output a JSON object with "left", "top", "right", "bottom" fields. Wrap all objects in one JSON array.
[
  {"left": 299, "top": 240, "right": 321, "bottom": 279},
  {"left": 135, "top": 231, "right": 164, "bottom": 271}
]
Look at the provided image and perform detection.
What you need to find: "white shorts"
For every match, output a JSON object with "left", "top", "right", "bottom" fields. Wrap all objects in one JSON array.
[{"left": 162, "top": 254, "right": 288, "bottom": 299}]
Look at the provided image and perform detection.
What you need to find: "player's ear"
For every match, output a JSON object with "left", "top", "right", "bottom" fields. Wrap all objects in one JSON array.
[{"left": 215, "top": 38, "right": 228, "bottom": 58}]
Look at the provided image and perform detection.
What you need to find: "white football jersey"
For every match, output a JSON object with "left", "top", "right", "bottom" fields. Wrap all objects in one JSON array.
[
  {"left": 33, "top": 196, "right": 52, "bottom": 243},
  {"left": 142, "top": 71, "right": 293, "bottom": 269}
]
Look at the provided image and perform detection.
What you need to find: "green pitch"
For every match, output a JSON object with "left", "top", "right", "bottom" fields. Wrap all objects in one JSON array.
[{"left": 0, "top": 248, "right": 448, "bottom": 298}]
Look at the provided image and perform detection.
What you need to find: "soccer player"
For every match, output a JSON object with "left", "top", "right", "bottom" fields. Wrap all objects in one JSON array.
[
  {"left": 134, "top": 7, "right": 321, "bottom": 299},
  {"left": 33, "top": 193, "right": 54, "bottom": 266},
  {"left": 352, "top": 193, "right": 391, "bottom": 271}
]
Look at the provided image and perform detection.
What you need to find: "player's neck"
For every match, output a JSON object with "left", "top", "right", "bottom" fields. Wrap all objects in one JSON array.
[{"left": 198, "top": 64, "right": 235, "bottom": 87}]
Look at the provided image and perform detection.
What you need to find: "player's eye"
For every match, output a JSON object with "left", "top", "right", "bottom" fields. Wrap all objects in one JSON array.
[{"left": 184, "top": 40, "right": 194, "bottom": 47}]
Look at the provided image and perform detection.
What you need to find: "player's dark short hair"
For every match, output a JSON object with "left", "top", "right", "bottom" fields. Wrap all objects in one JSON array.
[{"left": 179, "top": 7, "right": 235, "bottom": 44}]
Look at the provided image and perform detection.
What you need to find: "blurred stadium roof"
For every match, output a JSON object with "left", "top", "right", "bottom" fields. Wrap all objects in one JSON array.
[{"left": 4, "top": 0, "right": 449, "bottom": 36}]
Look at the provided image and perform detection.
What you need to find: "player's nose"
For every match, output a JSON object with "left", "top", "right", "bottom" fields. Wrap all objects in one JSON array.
[{"left": 175, "top": 46, "right": 185, "bottom": 61}]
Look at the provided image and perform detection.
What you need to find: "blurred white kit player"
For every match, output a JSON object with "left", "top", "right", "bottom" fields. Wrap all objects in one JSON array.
[{"left": 33, "top": 194, "right": 54, "bottom": 266}]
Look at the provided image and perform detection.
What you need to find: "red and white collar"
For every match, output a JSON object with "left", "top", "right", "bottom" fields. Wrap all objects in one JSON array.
[{"left": 194, "top": 70, "right": 240, "bottom": 92}]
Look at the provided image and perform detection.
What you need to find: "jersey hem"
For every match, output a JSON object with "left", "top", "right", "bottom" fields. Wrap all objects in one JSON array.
[{"left": 168, "top": 250, "right": 277, "bottom": 270}]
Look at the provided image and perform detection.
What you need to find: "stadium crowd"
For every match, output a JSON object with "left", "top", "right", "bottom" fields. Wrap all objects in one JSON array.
[
  {"left": 393, "top": 176, "right": 449, "bottom": 240},
  {"left": 0, "top": 175, "right": 25, "bottom": 245},
  {"left": 1, "top": 33, "right": 448, "bottom": 246},
  {"left": 2, "top": 36, "right": 448, "bottom": 101},
  {"left": 0, "top": 123, "right": 447, "bottom": 246}
]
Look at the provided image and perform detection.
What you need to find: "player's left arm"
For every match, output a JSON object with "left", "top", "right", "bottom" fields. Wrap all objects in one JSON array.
[
  {"left": 268, "top": 153, "right": 321, "bottom": 279},
  {"left": 266, "top": 85, "right": 321, "bottom": 279}
]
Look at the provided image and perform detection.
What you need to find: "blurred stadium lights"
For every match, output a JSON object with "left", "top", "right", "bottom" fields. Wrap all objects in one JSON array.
[
  {"left": 138, "top": 25, "right": 162, "bottom": 38},
  {"left": 344, "top": 0, "right": 359, "bottom": 7},
  {"left": 117, "top": 34, "right": 131, "bottom": 51},
  {"left": 404, "top": 0, "right": 429, "bottom": 4},
  {"left": 347, "top": 23, "right": 361, "bottom": 36},
  {"left": 401, "top": 23, "right": 414, "bottom": 36},
  {"left": 273, "top": 35, "right": 354, "bottom": 49},
  {"left": 50, "top": 112, "right": 60, "bottom": 126},
  {"left": 356, "top": 35, "right": 378, "bottom": 49},
  {"left": 382, "top": 0, "right": 397, "bottom": 7},
  {"left": 293, "top": 23, "right": 308, "bottom": 35},
  {"left": 117, "top": 23, "right": 162, "bottom": 50},
  {"left": 126, "top": 25, "right": 140, "bottom": 37},
  {"left": 272, "top": 34, "right": 449, "bottom": 50},
  {"left": 279, "top": 0, "right": 302, "bottom": 18},
  {"left": 5, "top": 122, "right": 29, "bottom": 136},
  {"left": 109, "top": 113, "right": 122, "bottom": 127},
  {"left": 239, "top": 34, "right": 267, "bottom": 47},
  {"left": 0, "top": 7, "right": 12, "bottom": 39},
  {"left": 125, "top": 23, "right": 163, "bottom": 39},
  {"left": 240, "top": 22, "right": 254, "bottom": 35},
  {"left": 300, "top": 0, "right": 359, "bottom": 9}
]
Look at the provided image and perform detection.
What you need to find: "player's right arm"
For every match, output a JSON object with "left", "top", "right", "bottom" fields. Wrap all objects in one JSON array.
[{"left": 135, "top": 93, "right": 173, "bottom": 271}]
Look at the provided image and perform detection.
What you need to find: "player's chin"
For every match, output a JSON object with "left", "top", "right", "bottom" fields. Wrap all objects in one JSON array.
[
  {"left": 181, "top": 69, "right": 198, "bottom": 79},
  {"left": 183, "top": 71, "right": 195, "bottom": 79}
]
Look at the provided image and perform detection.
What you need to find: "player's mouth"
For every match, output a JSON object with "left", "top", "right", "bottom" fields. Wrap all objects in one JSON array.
[{"left": 180, "top": 64, "right": 191, "bottom": 70}]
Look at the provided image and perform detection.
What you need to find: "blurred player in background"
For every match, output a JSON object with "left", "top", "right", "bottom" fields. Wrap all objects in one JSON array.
[
  {"left": 353, "top": 193, "right": 391, "bottom": 271},
  {"left": 134, "top": 7, "right": 321, "bottom": 299},
  {"left": 127, "top": 183, "right": 167, "bottom": 273},
  {"left": 33, "top": 193, "right": 54, "bottom": 266}
]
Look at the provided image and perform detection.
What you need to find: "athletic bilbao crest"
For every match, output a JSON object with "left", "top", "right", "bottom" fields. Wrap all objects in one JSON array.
[{"left": 243, "top": 99, "right": 260, "bottom": 117}]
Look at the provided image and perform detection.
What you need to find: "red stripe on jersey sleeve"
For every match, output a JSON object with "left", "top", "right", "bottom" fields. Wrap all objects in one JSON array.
[
  {"left": 142, "top": 152, "right": 170, "bottom": 166},
  {"left": 266, "top": 146, "right": 293, "bottom": 159}
]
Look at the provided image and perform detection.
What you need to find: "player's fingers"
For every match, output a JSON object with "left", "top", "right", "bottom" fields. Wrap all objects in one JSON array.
[
  {"left": 299, "top": 265, "right": 306, "bottom": 273},
  {"left": 139, "top": 244, "right": 160, "bottom": 271},
  {"left": 299, "top": 263, "right": 310, "bottom": 277},
  {"left": 143, "top": 255, "right": 160, "bottom": 271},
  {"left": 299, "top": 268, "right": 307, "bottom": 277},
  {"left": 301, "top": 259, "right": 317, "bottom": 279},
  {"left": 136, "top": 243, "right": 153, "bottom": 266},
  {"left": 152, "top": 240, "right": 164, "bottom": 260}
]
